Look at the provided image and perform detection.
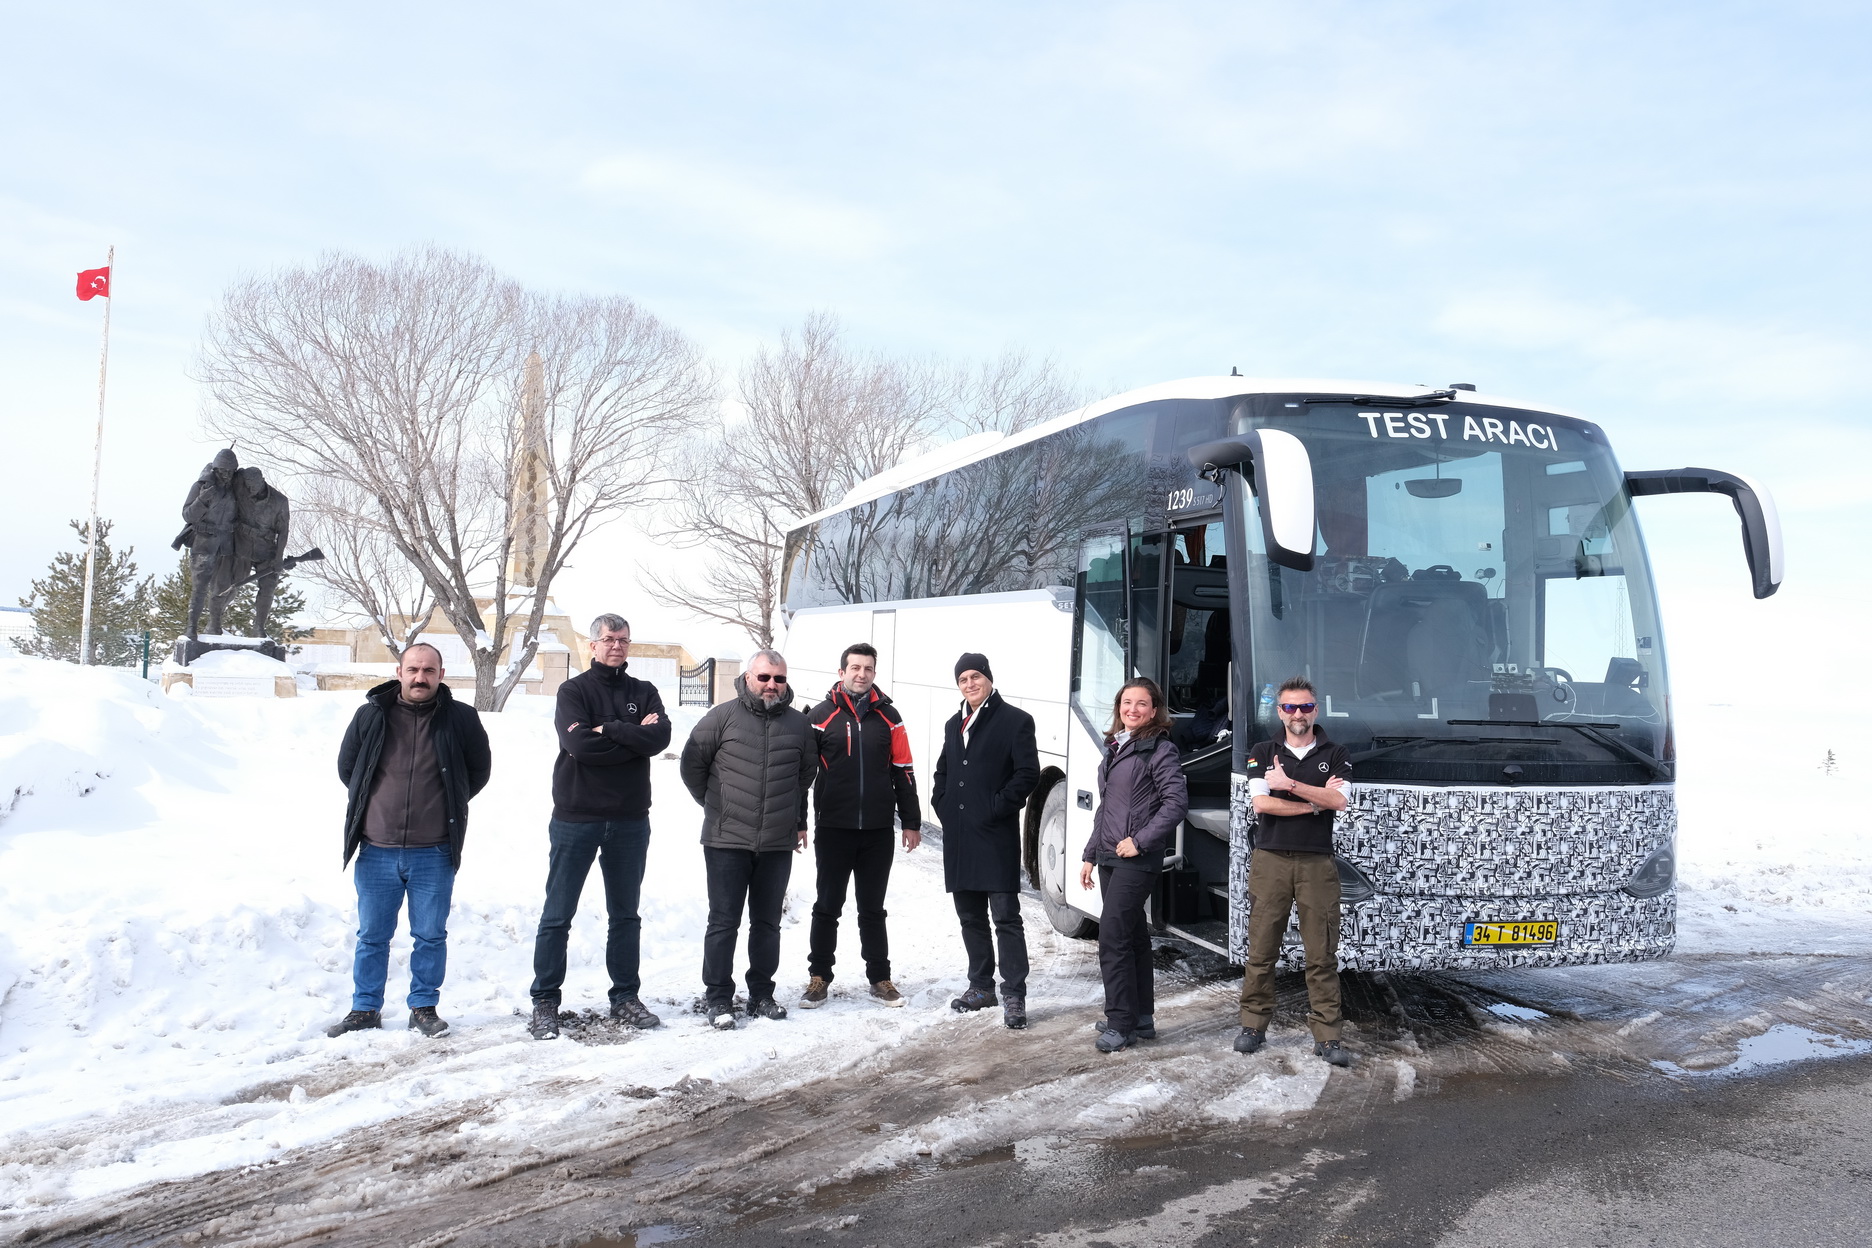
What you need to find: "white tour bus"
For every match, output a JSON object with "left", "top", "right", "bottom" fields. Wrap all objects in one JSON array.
[{"left": 779, "top": 378, "right": 1781, "bottom": 969}]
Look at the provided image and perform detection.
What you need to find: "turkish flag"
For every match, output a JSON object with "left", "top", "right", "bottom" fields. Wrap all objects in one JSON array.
[{"left": 77, "top": 266, "right": 111, "bottom": 300}]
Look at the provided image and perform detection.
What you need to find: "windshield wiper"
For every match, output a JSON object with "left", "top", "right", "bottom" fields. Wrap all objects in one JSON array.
[
  {"left": 1446, "top": 719, "right": 1673, "bottom": 781},
  {"left": 1301, "top": 390, "right": 1458, "bottom": 408}
]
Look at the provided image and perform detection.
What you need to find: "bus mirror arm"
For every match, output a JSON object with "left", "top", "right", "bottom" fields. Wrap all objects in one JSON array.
[
  {"left": 1626, "top": 468, "right": 1784, "bottom": 599},
  {"left": 1187, "top": 432, "right": 1317, "bottom": 572}
]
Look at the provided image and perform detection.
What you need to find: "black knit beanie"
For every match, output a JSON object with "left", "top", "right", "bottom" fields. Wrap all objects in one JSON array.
[{"left": 954, "top": 652, "right": 993, "bottom": 683}]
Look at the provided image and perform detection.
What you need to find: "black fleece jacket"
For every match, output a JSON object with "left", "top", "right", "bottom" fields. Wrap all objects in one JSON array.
[{"left": 552, "top": 660, "right": 672, "bottom": 822}]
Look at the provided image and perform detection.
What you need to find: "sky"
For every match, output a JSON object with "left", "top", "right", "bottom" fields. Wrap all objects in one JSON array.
[{"left": 2, "top": 1, "right": 1867, "bottom": 734}]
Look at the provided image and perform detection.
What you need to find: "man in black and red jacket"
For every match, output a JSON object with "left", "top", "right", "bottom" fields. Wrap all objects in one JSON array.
[{"left": 799, "top": 642, "right": 922, "bottom": 1009}]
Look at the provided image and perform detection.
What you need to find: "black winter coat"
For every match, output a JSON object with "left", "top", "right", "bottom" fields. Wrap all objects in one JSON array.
[
  {"left": 552, "top": 660, "right": 672, "bottom": 821},
  {"left": 807, "top": 684, "right": 922, "bottom": 832},
  {"left": 680, "top": 675, "right": 817, "bottom": 852},
  {"left": 1082, "top": 731, "right": 1189, "bottom": 871},
  {"left": 338, "top": 681, "right": 491, "bottom": 870},
  {"left": 930, "top": 691, "right": 1039, "bottom": 893}
]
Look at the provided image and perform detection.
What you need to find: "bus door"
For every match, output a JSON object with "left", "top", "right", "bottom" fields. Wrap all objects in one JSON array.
[{"left": 1067, "top": 529, "right": 1130, "bottom": 917}]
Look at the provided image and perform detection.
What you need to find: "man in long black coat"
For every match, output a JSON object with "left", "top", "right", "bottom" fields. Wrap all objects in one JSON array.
[{"left": 930, "top": 652, "right": 1040, "bottom": 1029}]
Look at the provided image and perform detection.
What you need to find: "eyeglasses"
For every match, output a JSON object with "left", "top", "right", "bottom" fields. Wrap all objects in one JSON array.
[
  {"left": 594, "top": 638, "right": 630, "bottom": 647},
  {"left": 1279, "top": 702, "right": 1318, "bottom": 714},
  {"left": 752, "top": 673, "right": 788, "bottom": 684}
]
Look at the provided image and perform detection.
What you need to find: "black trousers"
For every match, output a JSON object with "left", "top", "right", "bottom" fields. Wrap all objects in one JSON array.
[
  {"left": 952, "top": 890, "right": 1028, "bottom": 996},
  {"left": 1097, "top": 864, "right": 1157, "bottom": 1034},
  {"left": 702, "top": 846, "right": 793, "bottom": 1007},
  {"left": 808, "top": 826, "right": 894, "bottom": 983}
]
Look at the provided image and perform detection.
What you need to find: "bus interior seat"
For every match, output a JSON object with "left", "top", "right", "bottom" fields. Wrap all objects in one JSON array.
[{"left": 1357, "top": 567, "right": 1493, "bottom": 701}]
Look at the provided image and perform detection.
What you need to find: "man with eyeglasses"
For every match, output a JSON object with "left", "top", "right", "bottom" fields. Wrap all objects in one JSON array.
[
  {"left": 680, "top": 648, "right": 818, "bottom": 1031},
  {"left": 528, "top": 614, "right": 671, "bottom": 1040},
  {"left": 1234, "top": 676, "right": 1355, "bottom": 1067}
]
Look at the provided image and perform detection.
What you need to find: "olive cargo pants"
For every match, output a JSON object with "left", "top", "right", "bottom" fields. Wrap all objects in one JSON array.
[{"left": 1238, "top": 847, "right": 1342, "bottom": 1042}]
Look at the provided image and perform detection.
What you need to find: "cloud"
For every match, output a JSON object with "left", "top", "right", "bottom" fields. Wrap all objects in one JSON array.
[{"left": 579, "top": 152, "right": 893, "bottom": 261}]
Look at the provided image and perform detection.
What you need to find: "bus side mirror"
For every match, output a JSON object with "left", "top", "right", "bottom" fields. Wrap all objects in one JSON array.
[
  {"left": 1187, "top": 430, "right": 1316, "bottom": 571},
  {"left": 1626, "top": 467, "right": 1783, "bottom": 599}
]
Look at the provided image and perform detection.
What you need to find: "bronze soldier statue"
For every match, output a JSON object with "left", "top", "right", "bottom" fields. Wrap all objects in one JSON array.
[{"left": 175, "top": 449, "right": 243, "bottom": 640}]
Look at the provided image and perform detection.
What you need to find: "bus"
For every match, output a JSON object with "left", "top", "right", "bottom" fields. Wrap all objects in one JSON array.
[{"left": 779, "top": 377, "right": 1782, "bottom": 970}]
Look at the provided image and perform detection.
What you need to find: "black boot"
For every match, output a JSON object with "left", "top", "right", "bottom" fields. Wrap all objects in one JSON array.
[
  {"left": 1003, "top": 994, "right": 1028, "bottom": 1030},
  {"left": 325, "top": 1009, "right": 380, "bottom": 1038},
  {"left": 1233, "top": 1026, "right": 1266, "bottom": 1054},
  {"left": 950, "top": 987, "right": 997, "bottom": 1012},
  {"left": 528, "top": 999, "right": 561, "bottom": 1040},
  {"left": 407, "top": 1007, "right": 450, "bottom": 1038},
  {"left": 610, "top": 996, "right": 662, "bottom": 1029}
]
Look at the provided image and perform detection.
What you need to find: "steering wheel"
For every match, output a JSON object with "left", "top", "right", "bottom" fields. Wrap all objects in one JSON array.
[{"left": 1536, "top": 666, "right": 1575, "bottom": 703}]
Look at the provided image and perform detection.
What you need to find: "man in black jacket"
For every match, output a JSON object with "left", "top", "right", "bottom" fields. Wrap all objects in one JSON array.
[
  {"left": 1234, "top": 677, "right": 1354, "bottom": 1067},
  {"left": 680, "top": 649, "right": 817, "bottom": 1031},
  {"left": 799, "top": 642, "right": 922, "bottom": 1010},
  {"left": 328, "top": 643, "right": 491, "bottom": 1040},
  {"left": 526, "top": 615, "right": 673, "bottom": 1039},
  {"left": 931, "top": 652, "right": 1040, "bottom": 1030}
]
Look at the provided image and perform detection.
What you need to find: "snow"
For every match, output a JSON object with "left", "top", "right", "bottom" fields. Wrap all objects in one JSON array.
[
  {"left": 182, "top": 648, "right": 291, "bottom": 676},
  {"left": 0, "top": 654, "right": 1865, "bottom": 1217}
]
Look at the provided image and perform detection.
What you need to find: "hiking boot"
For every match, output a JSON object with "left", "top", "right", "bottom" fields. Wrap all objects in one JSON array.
[
  {"left": 800, "top": 976, "right": 830, "bottom": 1009},
  {"left": 610, "top": 996, "right": 661, "bottom": 1029},
  {"left": 708, "top": 1003, "right": 737, "bottom": 1031},
  {"left": 1233, "top": 1026, "right": 1266, "bottom": 1054},
  {"left": 325, "top": 1009, "right": 380, "bottom": 1038},
  {"left": 407, "top": 1007, "right": 450, "bottom": 1038},
  {"left": 1315, "top": 1039, "right": 1353, "bottom": 1068},
  {"left": 1002, "top": 994, "right": 1028, "bottom": 1030},
  {"left": 528, "top": 1000, "right": 561, "bottom": 1040},
  {"left": 950, "top": 987, "right": 997, "bottom": 1013},
  {"left": 749, "top": 997, "right": 788, "bottom": 1021},
  {"left": 1095, "top": 1027, "right": 1133, "bottom": 1053},
  {"left": 1093, "top": 1014, "right": 1156, "bottom": 1040},
  {"left": 869, "top": 979, "right": 905, "bottom": 1007}
]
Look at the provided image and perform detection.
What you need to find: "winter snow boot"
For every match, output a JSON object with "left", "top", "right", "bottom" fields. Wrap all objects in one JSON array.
[
  {"left": 748, "top": 997, "right": 788, "bottom": 1021},
  {"left": 709, "top": 1002, "right": 738, "bottom": 1031},
  {"left": 800, "top": 976, "right": 830, "bottom": 1008},
  {"left": 1233, "top": 1026, "right": 1266, "bottom": 1054},
  {"left": 869, "top": 979, "right": 905, "bottom": 1007},
  {"left": 1002, "top": 995, "right": 1028, "bottom": 1030},
  {"left": 610, "top": 996, "right": 662, "bottom": 1029},
  {"left": 1094, "top": 1027, "right": 1133, "bottom": 1053},
  {"left": 407, "top": 1007, "right": 450, "bottom": 1038},
  {"left": 1093, "top": 1014, "right": 1156, "bottom": 1039},
  {"left": 950, "top": 987, "right": 997, "bottom": 1013},
  {"left": 528, "top": 1000, "right": 561, "bottom": 1040},
  {"left": 325, "top": 1009, "right": 381, "bottom": 1038},
  {"left": 1315, "top": 1039, "right": 1352, "bottom": 1068}
]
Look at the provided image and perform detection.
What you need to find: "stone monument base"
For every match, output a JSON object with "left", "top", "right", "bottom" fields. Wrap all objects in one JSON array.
[{"left": 173, "top": 635, "right": 286, "bottom": 665}]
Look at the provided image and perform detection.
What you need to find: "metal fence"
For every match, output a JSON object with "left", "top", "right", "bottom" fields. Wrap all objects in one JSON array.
[{"left": 679, "top": 659, "right": 716, "bottom": 707}]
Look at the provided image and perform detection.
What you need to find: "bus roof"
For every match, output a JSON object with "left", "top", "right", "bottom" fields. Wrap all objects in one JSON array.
[{"left": 790, "top": 375, "right": 1587, "bottom": 529}]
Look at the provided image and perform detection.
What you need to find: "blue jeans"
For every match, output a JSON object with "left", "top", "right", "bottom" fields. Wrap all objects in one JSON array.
[
  {"left": 530, "top": 817, "right": 652, "bottom": 1005},
  {"left": 351, "top": 843, "right": 456, "bottom": 1012}
]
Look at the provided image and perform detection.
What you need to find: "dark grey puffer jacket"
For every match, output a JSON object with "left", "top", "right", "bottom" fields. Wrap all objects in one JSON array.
[{"left": 680, "top": 675, "right": 817, "bottom": 851}]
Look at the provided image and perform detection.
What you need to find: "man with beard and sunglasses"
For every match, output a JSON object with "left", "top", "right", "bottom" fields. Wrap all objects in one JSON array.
[
  {"left": 680, "top": 649, "right": 818, "bottom": 1031},
  {"left": 1233, "top": 677, "right": 1355, "bottom": 1067}
]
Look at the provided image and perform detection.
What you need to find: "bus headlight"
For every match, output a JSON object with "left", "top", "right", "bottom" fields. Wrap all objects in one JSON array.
[
  {"left": 1621, "top": 843, "right": 1676, "bottom": 899},
  {"left": 1335, "top": 855, "right": 1377, "bottom": 903}
]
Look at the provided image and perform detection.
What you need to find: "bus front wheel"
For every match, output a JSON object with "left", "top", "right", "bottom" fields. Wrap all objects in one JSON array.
[{"left": 1037, "top": 782, "right": 1097, "bottom": 939}]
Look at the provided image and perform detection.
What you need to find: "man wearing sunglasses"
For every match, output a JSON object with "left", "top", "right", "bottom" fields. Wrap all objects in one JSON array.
[
  {"left": 1234, "top": 677, "right": 1355, "bottom": 1067},
  {"left": 680, "top": 648, "right": 818, "bottom": 1031}
]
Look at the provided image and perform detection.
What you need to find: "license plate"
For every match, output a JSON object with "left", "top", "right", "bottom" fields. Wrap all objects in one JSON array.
[{"left": 1464, "top": 921, "right": 1559, "bottom": 947}]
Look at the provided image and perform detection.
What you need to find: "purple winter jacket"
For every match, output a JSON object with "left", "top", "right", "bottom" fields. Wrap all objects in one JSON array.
[{"left": 1081, "top": 731, "right": 1190, "bottom": 870}]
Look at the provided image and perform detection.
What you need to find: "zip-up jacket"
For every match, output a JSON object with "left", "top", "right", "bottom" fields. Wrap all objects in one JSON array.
[
  {"left": 552, "top": 659, "right": 672, "bottom": 822},
  {"left": 337, "top": 681, "right": 491, "bottom": 871},
  {"left": 679, "top": 675, "right": 817, "bottom": 851},
  {"left": 807, "top": 683, "right": 922, "bottom": 832},
  {"left": 1244, "top": 729, "right": 1354, "bottom": 854},
  {"left": 1082, "top": 730, "right": 1189, "bottom": 870}
]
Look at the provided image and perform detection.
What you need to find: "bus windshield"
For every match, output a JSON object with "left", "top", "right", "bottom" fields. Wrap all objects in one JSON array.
[{"left": 1238, "top": 399, "right": 1671, "bottom": 785}]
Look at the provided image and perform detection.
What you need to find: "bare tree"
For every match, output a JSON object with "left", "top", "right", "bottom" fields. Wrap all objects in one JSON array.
[
  {"left": 945, "top": 347, "right": 1088, "bottom": 435},
  {"left": 200, "top": 247, "right": 714, "bottom": 709},
  {"left": 295, "top": 477, "right": 438, "bottom": 659}
]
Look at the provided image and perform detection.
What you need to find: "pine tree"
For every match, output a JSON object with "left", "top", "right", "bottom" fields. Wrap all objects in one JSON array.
[
  {"left": 17, "top": 519, "right": 155, "bottom": 666},
  {"left": 148, "top": 554, "right": 311, "bottom": 649}
]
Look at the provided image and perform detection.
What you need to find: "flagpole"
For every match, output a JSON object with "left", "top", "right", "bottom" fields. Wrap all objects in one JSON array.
[{"left": 78, "top": 243, "right": 113, "bottom": 667}]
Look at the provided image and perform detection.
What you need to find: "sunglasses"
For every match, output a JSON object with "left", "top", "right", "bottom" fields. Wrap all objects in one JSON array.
[
  {"left": 1279, "top": 702, "right": 1318, "bottom": 714},
  {"left": 752, "top": 673, "right": 788, "bottom": 684}
]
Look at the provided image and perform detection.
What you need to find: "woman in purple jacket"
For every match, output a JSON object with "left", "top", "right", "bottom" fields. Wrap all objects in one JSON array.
[{"left": 1080, "top": 678, "right": 1189, "bottom": 1052}]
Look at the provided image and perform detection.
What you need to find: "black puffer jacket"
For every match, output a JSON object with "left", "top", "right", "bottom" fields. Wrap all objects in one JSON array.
[
  {"left": 337, "top": 681, "right": 491, "bottom": 870},
  {"left": 1082, "top": 731, "right": 1189, "bottom": 871},
  {"left": 807, "top": 683, "right": 922, "bottom": 832},
  {"left": 680, "top": 675, "right": 817, "bottom": 851}
]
